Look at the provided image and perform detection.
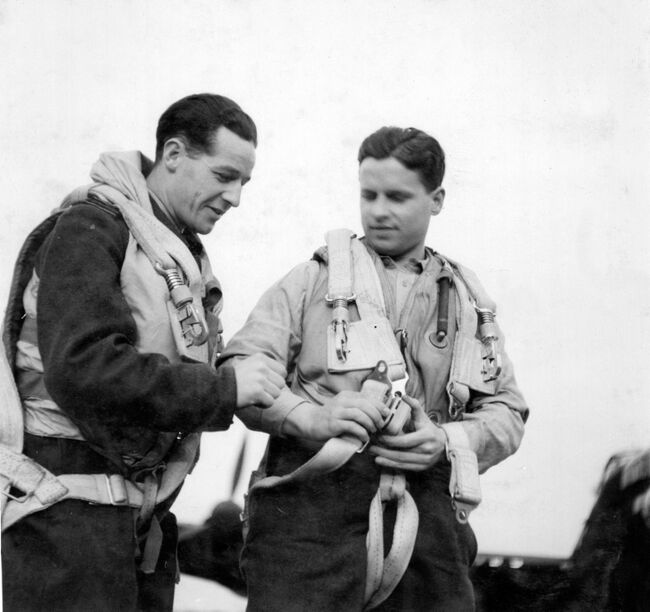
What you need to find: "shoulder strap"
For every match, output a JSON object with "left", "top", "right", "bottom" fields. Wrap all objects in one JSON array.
[{"left": 443, "top": 255, "right": 496, "bottom": 312}]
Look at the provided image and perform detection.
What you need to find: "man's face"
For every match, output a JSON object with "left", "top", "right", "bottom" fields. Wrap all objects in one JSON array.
[
  {"left": 359, "top": 156, "right": 444, "bottom": 263},
  {"left": 166, "top": 126, "right": 256, "bottom": 234}
]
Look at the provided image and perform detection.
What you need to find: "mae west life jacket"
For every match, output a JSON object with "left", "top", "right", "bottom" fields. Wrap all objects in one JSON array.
[{"left": 0, "top": 184, "right": 221, "bottom": 547}]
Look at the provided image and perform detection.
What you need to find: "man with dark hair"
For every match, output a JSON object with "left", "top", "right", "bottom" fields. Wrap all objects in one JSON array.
[
  {"left": 1, "top": 93, "right": 285, "bottom": 611},
  {"left": 222, "top": 126, "right": 528, "bottom": 611}
]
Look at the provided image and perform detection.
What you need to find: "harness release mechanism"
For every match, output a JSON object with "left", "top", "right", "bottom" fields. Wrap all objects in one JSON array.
[
  {"left": 326, "top": 294, "right": 356, "bottom": 362},
  {"left": 357, "top": 361, "right": 411, "bottom": 453},
  {"left": 155, "top": 263, "right": 209, "bottom": 347}
]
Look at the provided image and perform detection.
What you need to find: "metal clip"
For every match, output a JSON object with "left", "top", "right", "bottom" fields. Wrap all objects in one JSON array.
[
  {"left": 474, "top": 305, "right": 502, "bottom": 382},
  {"left": 332, "top": 319, "right": 349, "bottom": 362},
  {"left": 156, "top": 262, "right": 209, "bottom": 347},
  {"left": 177, "top": 303, "right": 210, "bottom": 346},
  {"left": 327, "top": 294, "right": 355, "bottom": 362}
]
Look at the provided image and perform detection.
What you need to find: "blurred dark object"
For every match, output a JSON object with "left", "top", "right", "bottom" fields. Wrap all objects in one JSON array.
[
  {"left": 472, "top": 449, "right": 650, "bottom": 611},
  {"left": 177, "top": 500, "right": 246, "bottom": 596}
]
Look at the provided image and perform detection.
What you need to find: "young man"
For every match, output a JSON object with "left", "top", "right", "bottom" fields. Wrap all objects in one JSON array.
[
  {"left": 222, "top": 127, "right": 528, "bottom": 611},
  {"left": 1, "top": 93, "right": 285, "bottom": 611}
]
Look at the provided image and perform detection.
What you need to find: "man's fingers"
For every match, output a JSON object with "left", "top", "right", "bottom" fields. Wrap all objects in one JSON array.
[
  {"left": 337, "top": 420, "right": 370, "bottom": 444},
  {"left": 375, "top": 431, "right": 428, "bottom": 449},
  {"left": 265, "top": 357, "right": 287, "bottom": 378}
]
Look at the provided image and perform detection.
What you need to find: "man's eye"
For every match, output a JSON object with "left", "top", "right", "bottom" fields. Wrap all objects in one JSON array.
[
  {"left": 388, "top": 194, "right": 408, "bottom": 203},
  {"left": 214, "top": 173, "right": 235, "bottom": 183},
  {"left": 361, "top": 191, "right": 376, "bottom": 201}
]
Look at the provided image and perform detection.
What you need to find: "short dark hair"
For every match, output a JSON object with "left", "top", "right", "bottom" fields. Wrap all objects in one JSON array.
[
  {"left": 155, "top": 93, "right": 257, "bottom": 160},
  {"left": 358, "top": 126, "right": 445, "bottom": 191}
]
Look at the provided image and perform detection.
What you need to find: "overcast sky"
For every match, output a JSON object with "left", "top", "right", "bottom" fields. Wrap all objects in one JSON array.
[{"left": 1, "top": 0, "right": 648, "bottom": 559}]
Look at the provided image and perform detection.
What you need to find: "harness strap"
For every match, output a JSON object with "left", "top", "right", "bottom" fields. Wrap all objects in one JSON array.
[
  {"left": 443, "top": 256, "right": 501, "bottom": 418},
  {"left": 325, "top": 231, "right": 405, "bottom": 380},
  {"left": 2, "top": 472, "right": 143, "bottom": 531},
  {"left": 247, "top": 363, "right": 417, "bottom": 609},
  {"left": 326, "top": 229, "right": 356, "bottom": 361},
  {"left": 364, "top": 471, "right": 419, "bottom": 610},
  {"left": 441, "top": 422, "right": 482, "bottom": 522},
  {"left": 1, "top": 433, "right": 199, "bottom": 533}
]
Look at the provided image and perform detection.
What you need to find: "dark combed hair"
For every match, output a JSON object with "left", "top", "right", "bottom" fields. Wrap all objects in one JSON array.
[
  {"left": 357, "top": 126, "right": 445, "bottom": 191},
  {"left": 155, "top": 93, "right": 257, "bottom": 160}
]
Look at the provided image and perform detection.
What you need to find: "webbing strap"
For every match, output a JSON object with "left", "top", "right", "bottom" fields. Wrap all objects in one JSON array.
[
  {"left": 249, "top": 435, "right": 363, "bottom": 492},
  {"left": 2, "top": 473, "right": 145, "bottom": 531},
  {"left": 248, "top": 440, "right": 418, "bottom": 606},
  {"left": 326, "top": 229, "right": 355, "bottom": 301},
  {"left": 350, "top": 239, "right": 388, "bottom": 321},
  {"left": 364, "top": 472, "right": 419, "bottom": 610},
  {"left": 1, "top": 434, "right": 199, "bottom": 532}
]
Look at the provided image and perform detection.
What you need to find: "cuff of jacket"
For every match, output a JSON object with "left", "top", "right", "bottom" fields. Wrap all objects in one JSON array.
[{"left": 202, "top": 364, "right": 238, "bottom": 430}]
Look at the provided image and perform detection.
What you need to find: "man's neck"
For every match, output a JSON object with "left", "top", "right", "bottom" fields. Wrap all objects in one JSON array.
[{"left": 146, "top": 171, "right": 183, "bottom": 232}]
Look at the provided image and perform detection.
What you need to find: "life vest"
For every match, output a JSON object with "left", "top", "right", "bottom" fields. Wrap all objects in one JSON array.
[{"left": 0, "top": 188, "right": 220, "bottom": 554}]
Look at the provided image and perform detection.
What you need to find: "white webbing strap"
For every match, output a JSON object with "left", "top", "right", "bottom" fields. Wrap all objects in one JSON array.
[
  {"left": 1, "top": 434, "right": 199, "bottom": 532},
  {"left": 248, "top": 436, "right": 417, "bottom": 607},
  {"left": 2, "top": 471, "right": 143, "bottom": 531},
  {"left": 249, "top": 435, "right": 363, "bottom": 492},
  {"left": 364, "top": 471, "right": 419, "bottom": 610},
  {"left": 326, "top": 229, "right": 355, "bottom": 302}
]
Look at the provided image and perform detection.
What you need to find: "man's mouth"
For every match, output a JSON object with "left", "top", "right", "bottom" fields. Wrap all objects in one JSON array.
[{"left": 207, "top": 205, "right": 224, "bottom": 218}]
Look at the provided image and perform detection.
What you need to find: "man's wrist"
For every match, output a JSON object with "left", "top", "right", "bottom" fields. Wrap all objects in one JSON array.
[{"left": 279, "top": 400, "right": 314, "bottom": 438}]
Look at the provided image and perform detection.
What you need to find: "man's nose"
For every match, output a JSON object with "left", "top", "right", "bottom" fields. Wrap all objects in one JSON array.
[
  {"left": 222, "top": 182, "right": 243, "bottom": 208},
  {"left": 373, "top": 195, "right": 390, "bottom": 218}
]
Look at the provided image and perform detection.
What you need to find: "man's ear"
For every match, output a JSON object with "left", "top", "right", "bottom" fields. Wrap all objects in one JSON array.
[
  {"left": 161, "top": 138, "right": 186, "bottom": 172},
  {"left": 430, "top": 187, "right": 445, "bottom": 216}
]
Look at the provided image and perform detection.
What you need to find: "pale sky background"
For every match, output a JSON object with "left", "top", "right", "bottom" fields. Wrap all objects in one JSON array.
[{"left": 1, "top": 0, "right": 649, "bottom": 562}]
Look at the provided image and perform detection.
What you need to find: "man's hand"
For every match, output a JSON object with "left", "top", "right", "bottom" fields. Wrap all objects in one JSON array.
[
  {"left": 368, "top": 394, "right": 446, "bottom": 471},
  {"left": 281, "top": 390, "right": 390, "bottom": 443},
  {"left": 232, "top": 353, "right": 287, "bottom": 408}
]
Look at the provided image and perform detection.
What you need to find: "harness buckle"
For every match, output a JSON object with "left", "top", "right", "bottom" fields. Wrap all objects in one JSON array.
[
  {"left": 177, "top": 303, "right": 210, "bottom": 347},
  {"left": 156, "top": 262, "right": 210, "bottom": 347},
  {"left": 0, "top": 488, "right": 28, "bottom": 503},
  {"left": 474, "top": 305, "right": 502, "bottom": 382},
  {"left": 104, "top": 474, "right": 129, "bottom": 505}
]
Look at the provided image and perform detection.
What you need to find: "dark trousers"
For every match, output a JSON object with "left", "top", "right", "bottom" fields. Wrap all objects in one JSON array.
[
  {"left": 2, "top": 434, "right": 178, "bottom": 612},
  {"left": 243, "top": 439, "right": 477, "bottom": 612}
]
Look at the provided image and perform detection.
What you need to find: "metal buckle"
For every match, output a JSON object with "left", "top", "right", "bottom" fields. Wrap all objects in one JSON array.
[
  {"left": 177, "top": 303, "right": 210, "bottom": 346},
  {"left": 104, "top": 474, "right": 128, "bottom": 505},
  {"left": 0, "top": 488, "right": 28, "bottom": 503}
]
